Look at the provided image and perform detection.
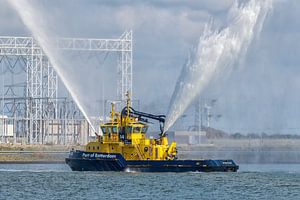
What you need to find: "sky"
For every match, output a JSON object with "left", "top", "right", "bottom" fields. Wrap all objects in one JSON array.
[{"left": 1, "top": 0, "right": 300, "bottom": 134}]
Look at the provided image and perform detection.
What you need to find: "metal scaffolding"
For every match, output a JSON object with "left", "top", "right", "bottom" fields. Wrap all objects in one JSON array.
[
  {"left": 0, "top": 31, "right": 133, "bottom": 144},
  {"left": 56, "top": 30, "right": 133, "bottom": 101}
]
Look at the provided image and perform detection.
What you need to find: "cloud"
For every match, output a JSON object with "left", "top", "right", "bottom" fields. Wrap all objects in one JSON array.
[
  {"left": 1, "top": 0, "right": 300, "bottom": 134},
  {"left": 0, "top": 1, "right": 27, "bottom": 35}
]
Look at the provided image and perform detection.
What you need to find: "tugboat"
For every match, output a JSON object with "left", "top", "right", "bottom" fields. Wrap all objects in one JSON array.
[{"left": 65, "top": 93, "right": 239, "bottom": 172}]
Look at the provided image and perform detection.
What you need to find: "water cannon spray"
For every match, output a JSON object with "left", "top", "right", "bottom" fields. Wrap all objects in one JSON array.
[{"left": 164, "top": 0, "right": 273, "bottom": 132}]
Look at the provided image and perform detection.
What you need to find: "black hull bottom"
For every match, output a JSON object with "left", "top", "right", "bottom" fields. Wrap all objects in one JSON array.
[{"left": 65, "top": 151, "right": 239, "bottom": 172}]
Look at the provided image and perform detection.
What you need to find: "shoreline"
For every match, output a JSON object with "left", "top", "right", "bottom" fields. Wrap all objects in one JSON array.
[
  {"left": 0, "top": 160, "right": 66, "bottom": 164},
  {"left": 1, "top": 139, "right": 300, "bottom": 164},
  {"left": 1, "top": 160, "right": 300, "bottom": 164},
  {"left": 0, "top": 150, "right": 300, "bottom": 164}
]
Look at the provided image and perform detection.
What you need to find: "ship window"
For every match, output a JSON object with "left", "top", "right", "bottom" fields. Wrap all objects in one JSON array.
[
  {"left": 107, "top": 127, "right": 112, "bottom": 134},
  {"left": 142, "top": 127, "right": 148, "bottom": 133},
  {"left": 125, "top": 126, "right": 132, "bottom": 134},
  {"left": 112, "top": 126, "right": 118, "bottom": 134},
  {"left": 133, "top": 127, "right": 141, "bottom": 133},
  {"left": 101, "top": 127, "right": 106, "bottom": 134}
]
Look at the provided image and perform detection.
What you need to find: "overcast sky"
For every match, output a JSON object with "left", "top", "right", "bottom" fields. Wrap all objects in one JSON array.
[{"left": 1, "top": 0, "right": 300, "bottom": 134}]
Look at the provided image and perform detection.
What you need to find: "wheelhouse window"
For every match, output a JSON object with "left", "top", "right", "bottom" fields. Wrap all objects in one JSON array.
[
  {"left": 101, "top": 127, "right": 107, "bottom": 134},
  {"left": 133, "top": 126, "right": 141, "bottom": 133},
  {"left": 107, "top": 127, "right": 112, "bottom": 135},
  {"left": 112, "top": 126, "right": 118, "bottom": 134},
  {"left": 125, "top": 126, "right": 132, "bottom": 134},
  {"left": 142, "top": 126, "right": 148, "bottom": 133}
]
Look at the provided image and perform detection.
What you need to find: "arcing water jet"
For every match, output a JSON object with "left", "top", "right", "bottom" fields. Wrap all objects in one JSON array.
[
  {"left": 164, "top": 0, "right": 273, "bottom": 132},
  {"left": 7, "top": 0, "right": 100, "bottom": 135}
]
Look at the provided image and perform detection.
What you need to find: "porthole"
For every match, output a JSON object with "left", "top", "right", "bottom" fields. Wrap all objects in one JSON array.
[{"left": 144, "top": 147, "right": 148, "bottom": 152}]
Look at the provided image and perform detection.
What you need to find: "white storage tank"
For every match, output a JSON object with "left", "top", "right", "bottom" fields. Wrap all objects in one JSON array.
[{"left": 0, "top": 115, "right": 14, "bottom": 138}]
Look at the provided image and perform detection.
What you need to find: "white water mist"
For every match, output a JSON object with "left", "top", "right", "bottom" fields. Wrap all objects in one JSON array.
[
  {"left": 7, "top": 0, "right": 100, "bottom": 135},
  {"left": 164, "top": 0, "right": 273, "bottom": 132}
]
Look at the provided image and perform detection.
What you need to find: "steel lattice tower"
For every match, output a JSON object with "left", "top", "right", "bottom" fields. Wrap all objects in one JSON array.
[{"left": 0, "top": 31, "right": 132, "bottom": 144}]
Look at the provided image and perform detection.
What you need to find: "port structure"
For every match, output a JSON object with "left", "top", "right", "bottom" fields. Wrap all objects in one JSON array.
[
  {"left": 192, "top": 98, "right": 221, "bottom": 131},
  {"left": 0, "top": 31, "right": 132, "bottom": 144}
]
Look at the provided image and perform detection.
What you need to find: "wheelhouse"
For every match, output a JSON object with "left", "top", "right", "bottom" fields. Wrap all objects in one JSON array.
[{"left": 101, "top": 122, "right": 148, "bottom": 143}]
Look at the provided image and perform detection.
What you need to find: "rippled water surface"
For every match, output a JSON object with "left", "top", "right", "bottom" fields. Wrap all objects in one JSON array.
[{"left": 0, "top": 164, "right": 299, "bottom": 200}]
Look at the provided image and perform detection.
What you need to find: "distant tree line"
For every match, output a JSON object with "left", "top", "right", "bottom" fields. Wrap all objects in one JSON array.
[
  {"left": 204, "top": 127, "right": 300, "bottom": 139},
  {"left": 230, "top": 132, "right": 300, "bottom": 139}
]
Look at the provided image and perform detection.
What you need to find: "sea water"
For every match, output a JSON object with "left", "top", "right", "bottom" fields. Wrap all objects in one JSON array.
[{"left": 0, "top": 164, "right": 299, "bottom": 200}]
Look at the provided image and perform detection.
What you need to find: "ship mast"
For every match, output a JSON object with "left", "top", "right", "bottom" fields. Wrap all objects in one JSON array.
[{"left": 126, "top": 91, "right": 130, "bottom": 119}]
